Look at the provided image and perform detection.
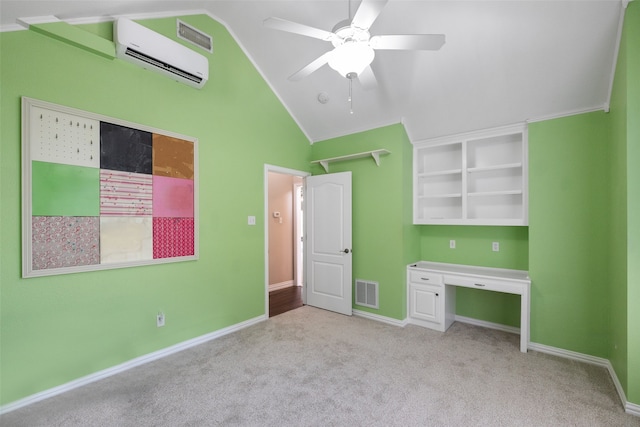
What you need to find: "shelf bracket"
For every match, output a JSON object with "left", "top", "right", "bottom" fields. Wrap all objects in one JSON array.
[
  {"left": 319, "top": 160, "right": 329, "bottom": 173},
  {"left": 371, "top": 151, "right": 381, "bottom": 166}
]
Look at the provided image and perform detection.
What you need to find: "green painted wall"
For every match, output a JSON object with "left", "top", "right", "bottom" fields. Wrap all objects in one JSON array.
[
  {"left": 420, "top": 226, "right": 529, "bottom": 326},
  {"left": 598, "top": 1, "right": 640, "bottom": 406},
  {"left": 608, "top": 0, "right": 629, "bottom": 398},
  {"left": 0, "top": 16, "right": 311, "bottom": 405},
  {"left": 29, "top": 21, "right": 116, "bottom": 58},
  {"left": 528, "top": 112, "right": 610, "bottom": 358},
  {"left": 622, "top": 0, "right": 640, "bottom": 406},
  {"left": 310, "top": 124, "right": 419, "bottom": 320}
]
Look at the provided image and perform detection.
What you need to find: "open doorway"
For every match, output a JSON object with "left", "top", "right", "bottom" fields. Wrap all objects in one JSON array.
[{"left": 264, "top": 165, "right": 309, "bottom": 317}]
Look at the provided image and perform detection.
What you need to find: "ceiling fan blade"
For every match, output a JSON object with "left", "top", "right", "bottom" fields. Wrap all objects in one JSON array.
[
  {"left": 351, "top": 0, "right": 388, "bottom": 30},
  {"left": 370, "top": 34, "right": 446, "bottom": 50},
  {"left": 264, "top": 17, "right": 336, "bottom": 41},
  {"left": 289, "top": 51, "right": 334, "bottom": 81},
  {"left": 357, "top": 65, "right": 378, "bottom": 91}
]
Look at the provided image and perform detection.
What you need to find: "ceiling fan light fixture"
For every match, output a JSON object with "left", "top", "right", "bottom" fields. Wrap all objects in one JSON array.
[{"left": 327, "top": 42, "right": 375, "bottom": 77}]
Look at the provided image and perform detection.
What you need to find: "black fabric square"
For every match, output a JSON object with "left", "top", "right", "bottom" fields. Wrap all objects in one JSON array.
[{"left": 100, "top": 122, "right": 152, "bottom": 174}]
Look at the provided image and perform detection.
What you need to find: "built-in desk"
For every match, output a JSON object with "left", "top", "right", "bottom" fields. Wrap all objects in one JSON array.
[{"left": 407, "top": 261, "right": 531, "bottom": 353}]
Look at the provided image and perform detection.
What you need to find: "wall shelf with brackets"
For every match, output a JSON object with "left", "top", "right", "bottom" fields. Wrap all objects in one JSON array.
[{"left": 311, "top": 149, "right": 390, "bottom": 173}]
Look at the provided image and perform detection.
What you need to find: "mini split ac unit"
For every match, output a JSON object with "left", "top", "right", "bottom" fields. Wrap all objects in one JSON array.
[{"left": 114, "top": 18, "right": 209, "bottom": 89}]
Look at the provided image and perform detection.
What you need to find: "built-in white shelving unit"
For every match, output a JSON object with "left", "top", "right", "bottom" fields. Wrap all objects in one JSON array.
[{"left": 413, "top": 124, "right": 528, "bottom": 225}]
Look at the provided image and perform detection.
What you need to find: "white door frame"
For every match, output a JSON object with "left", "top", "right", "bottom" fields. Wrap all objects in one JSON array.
[
  {"left": 264, "top": 164, "right": 310, "bottom": 317},
  {"left": 293, "top": 181, "right": 304, "bottom": 288}
]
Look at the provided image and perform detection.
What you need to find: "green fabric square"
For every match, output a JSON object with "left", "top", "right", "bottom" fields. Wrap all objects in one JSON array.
[{"left": 32, "top": 161, "right": 99, "bottom": 216}]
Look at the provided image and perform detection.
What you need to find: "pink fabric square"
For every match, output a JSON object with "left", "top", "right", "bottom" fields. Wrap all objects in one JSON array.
[
  {"left": 152, "top": 176, "right": 194, "bottom": 218},
  {"left": 153, "top": 217, "right": 195, "bottom": 259},
  {"left": 32, "top": 216, "right": 100, "bottom": 270},
  {"left": 100, "top": 169, "right": 152, "bottom": 216}
]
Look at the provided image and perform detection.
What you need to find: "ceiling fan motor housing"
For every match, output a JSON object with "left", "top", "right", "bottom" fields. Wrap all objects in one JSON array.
[{"left": 331, "top": 20, "right": 371, "bottom": 47}]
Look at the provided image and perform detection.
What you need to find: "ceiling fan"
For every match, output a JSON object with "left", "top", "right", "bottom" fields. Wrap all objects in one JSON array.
[{"left": 263, "top": 0, "right": 445, "bottom": 90}]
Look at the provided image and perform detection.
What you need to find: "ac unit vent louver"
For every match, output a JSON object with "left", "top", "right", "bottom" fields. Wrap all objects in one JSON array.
[
  {"left": 124, "top": 48, "right": 203, "bottom": 85},
  {"left": 355, "top": 279, "right": 379, "bottom": 309},
  {"left": 177, "top": 20, "right": 213, "bottom": 53}
]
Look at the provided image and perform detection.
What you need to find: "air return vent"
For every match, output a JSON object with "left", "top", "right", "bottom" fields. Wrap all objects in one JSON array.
[
  {"left": 177, "top": 20, "right": 213, "bottom": 53},
  {"left": 355, "top": 279, "right": 379, "bottom": 309}
]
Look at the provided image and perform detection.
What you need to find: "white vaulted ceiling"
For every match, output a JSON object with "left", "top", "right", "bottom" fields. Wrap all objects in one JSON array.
[{"left": 0, "top": 1, "right": 624, "bottom": 143}]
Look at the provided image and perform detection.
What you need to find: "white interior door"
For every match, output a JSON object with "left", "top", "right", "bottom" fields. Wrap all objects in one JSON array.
[{"left": 305, "top": 172, "right": 352, "bottom": 316}]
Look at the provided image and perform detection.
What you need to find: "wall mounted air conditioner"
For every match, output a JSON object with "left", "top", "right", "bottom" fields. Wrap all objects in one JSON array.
[{"left": 114, "top": 18, "right": 209, "bottom": 89}]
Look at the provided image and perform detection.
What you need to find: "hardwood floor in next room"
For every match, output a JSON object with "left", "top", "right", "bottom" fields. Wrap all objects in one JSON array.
[{"left": 269, "top": 286, "right": 303, "bottom": 317}]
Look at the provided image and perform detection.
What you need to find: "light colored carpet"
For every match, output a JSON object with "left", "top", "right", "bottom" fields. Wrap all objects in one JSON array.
[{"left": 2, "top": 306, "right": 638, "bottom": 426}]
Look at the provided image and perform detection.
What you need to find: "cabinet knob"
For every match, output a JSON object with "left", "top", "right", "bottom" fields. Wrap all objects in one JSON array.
[
  {"left": 421, "top": 277, "right": 430, "bottom": 281},
  {"left": 436, "top": 293, "right": 439, "bottom": 297},
  {"left": 475, "top": 283, "right": 486, "bottom": 287}
]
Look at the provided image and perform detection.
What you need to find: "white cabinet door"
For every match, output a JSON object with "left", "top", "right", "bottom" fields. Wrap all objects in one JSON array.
[{"left": 409, "top": 283, "right": 441, "bottom": 325}]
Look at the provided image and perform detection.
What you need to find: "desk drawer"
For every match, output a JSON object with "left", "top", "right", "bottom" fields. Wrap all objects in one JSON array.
[
  {"left": 443, "top": 274, "right": 526, "bottom": 295},
  {"left": 409, "top": 270, "right": 443, "bottom": 285}
]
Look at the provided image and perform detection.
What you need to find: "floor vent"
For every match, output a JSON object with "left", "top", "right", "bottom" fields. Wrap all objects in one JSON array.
[
  {"left": 177, "top": 20, "right": 213, "bottom": 53},
  {"left": 355, "top": 279, "right": 379, "bottom": 309}
]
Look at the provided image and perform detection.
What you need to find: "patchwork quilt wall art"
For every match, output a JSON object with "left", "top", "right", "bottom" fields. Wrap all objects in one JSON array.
[{"left": 22, "top": 97, "right": 198, "bottom": 277}]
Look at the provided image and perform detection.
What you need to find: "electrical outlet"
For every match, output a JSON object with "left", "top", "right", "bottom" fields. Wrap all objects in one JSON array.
[
  {"left": 157, "top": 312, "right": 165, "bottom": 327},
  {"left": 492, "top": 242, "right": 500, "bottom": 252},
  {"left": 449, "top": 240, "right": 456, "bottom": 249},
  {"left": 248, "top": 216, "right": 256, "bottom": 225}
]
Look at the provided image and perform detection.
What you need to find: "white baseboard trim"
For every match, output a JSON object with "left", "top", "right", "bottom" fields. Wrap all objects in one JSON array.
[
  {"left": 352, "top": 309, "right": 408, "bottom": 327},
  {"left": 627, "top": 402, "right": 640, "bottom": 417},
  {"left": 606, "top": 361, "right": 628, "bottom": 409},
  {"left": 454, "top": 315, "right": 521, "bottom": 335},
  {"left": 0, "top": 314, "right": 267, "bottom": 415},
  {"left": 528, "top": 341, "right": 610, "bottom": 367},
  {"left": 268, "top": 280, "right": 294, "bottom": 292},
  {"left": 528, "top": 341, "right": 639, "bottom": 417}
]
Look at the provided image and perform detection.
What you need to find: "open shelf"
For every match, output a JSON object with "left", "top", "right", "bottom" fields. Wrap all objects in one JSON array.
[
  {"left": 311, "top": 149, "right": 390, "bottom": 173},
  {"left": 468, "top": 190, "right": 523, "bottom": 197},
  {"left": 419, "top": 193, "right": 463, "bottom": 199},
  {"left": 418, "top": 168, "right": 463, "bottom": 178},
  {"left": 467, "top": 162, "right": 522, "bottom": 173}
]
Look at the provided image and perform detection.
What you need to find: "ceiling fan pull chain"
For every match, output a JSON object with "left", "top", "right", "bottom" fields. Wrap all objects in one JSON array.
[{"left": 349, "top": 77, "right": 354, "bottom": 114}]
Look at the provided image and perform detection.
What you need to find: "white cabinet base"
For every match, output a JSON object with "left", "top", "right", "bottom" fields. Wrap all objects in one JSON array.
[
  {"left": 408, "top": 261, "right": 531, "bottom": 353},
  {"left": 409, "top": 283, "right": 455, "bottom": 332}
]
